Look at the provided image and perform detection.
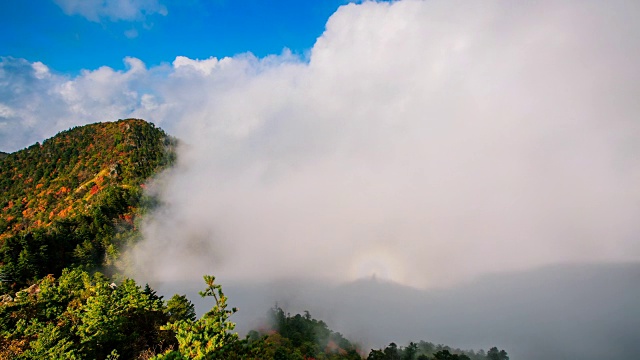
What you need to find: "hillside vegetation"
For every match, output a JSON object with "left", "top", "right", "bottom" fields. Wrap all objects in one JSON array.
[{"left": 0, "top": 119, "right": 176, "bottom": 290}]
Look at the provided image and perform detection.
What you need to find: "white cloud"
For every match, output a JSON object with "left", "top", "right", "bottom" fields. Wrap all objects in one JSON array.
[
  {"left": 0, "top": 56, "right": 149, "bottom": 151},
  {"left": 172, "top": 56, "right": 222, "bottom": 76},
  {"left": 130, "top": 0, "right": 640, "bottom": 288},
  {"left": 3, "top": 0, "right": 640, "bottom": 290},
  {"left": 31, "top": 62, "right": 50, "bottom": 79},
  {"left": 54, "top": 0, "right": 167, "bottom": 22},
  {"left": 0, "top": 103, "right": 15, "bottom": 118},
  {"left": 124, "top": 28, "right": 139, "bottom": 38}
]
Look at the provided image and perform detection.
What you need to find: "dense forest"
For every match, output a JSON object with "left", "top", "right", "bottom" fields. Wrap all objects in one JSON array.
[{"left": 0, "top": 119, "right": 509, "bottom": 359}]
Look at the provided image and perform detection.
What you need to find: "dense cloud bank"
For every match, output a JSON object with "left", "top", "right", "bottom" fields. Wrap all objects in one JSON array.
[{"left": 2, "top": 1, "right": 640, "bottom": 290}]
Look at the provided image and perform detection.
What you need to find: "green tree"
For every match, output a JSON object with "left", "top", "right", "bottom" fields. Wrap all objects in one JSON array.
[
  {"left": 368, "top": 349, "right": 388, "bottom": 360},
  {"left": 384, "top": 343, "right": 400, "bottom": 360},
  {"left": 486, "top": 347, "right": 508, "bottom": 360},
  {"left": 153, "top": 275, "right": 239, "bottom": 360},
  {"left": 433, "top": 350, "right": 470, "bottom": 360},
  {"left": 167, "top": 294, "right": 197, "bottom": 322},
  {"left": 403, "top": 342, "right": 418, "bottom": 360},
  {"left": 0, "top": 269, "right": 174, "bottom": 359}
]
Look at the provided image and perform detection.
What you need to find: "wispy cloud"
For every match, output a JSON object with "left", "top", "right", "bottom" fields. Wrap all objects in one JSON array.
[
  {"left": 124, "top": 28, "right": 139, "bottom": 38},
  {"left": 53, "top": 0, "right": 168, "bottom": 22}
]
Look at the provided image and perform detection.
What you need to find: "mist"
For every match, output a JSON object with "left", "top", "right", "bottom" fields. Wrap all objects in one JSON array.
[
  {"left": 127, "top": 0, "right": 640, "bottom": 288},
  {"left": 123, "top": 2, "right": 640, "bottom": 356}
]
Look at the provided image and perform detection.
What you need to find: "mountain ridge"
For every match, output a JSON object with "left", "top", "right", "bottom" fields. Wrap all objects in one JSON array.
[{"left": 0, "top": 118, "right": 176, "bottom": 290}]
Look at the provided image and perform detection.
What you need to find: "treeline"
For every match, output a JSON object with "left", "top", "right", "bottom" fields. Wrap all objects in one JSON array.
[
  {"left": 0, "top": 269, "right": 510, "bottom": 359},
  {"left": 0, "top": 269, "right": 361, "bottom": 359},
  {"left": 246, "top": 306, "right": 362, "bottom": 359},
  {"left": 367, "top": 342, "right": 509, "bottom": 360}
]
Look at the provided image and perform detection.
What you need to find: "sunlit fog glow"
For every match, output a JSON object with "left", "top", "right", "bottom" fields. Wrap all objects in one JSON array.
[{"left": 351, "top": 248, "right": 405, "bottom": 284}]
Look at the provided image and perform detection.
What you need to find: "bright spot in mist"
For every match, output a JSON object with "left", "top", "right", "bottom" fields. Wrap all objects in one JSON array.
[{"left": 351, "top": 248, "right": 405, "bottom": 284}]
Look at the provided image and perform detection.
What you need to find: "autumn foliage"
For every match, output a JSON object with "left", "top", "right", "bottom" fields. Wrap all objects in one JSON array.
[{"left": 0, "top": 119, "right": 176, "bottom": 289}]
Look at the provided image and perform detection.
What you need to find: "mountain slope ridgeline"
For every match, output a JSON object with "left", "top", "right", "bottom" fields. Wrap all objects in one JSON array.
[{"left": 0, "top": 118, "right": 176, "bottom": 290}]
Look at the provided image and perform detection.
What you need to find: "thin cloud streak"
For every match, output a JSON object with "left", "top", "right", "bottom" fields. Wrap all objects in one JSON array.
[{"left": 53, "top": 0, "right": 168, "bottom": 22}]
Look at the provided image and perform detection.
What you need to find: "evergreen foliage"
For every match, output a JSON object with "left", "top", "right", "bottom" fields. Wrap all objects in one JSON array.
[
  {"left": 152, "top": 275, "right": 239, "bottom": 360},
  {"left": 166, "top": 294, "right": 196, "bottom": 323},
  {"left": 0, "top": 268, "right": 175, "bottom": 359},
  {"left": 367, "top": 342, "right": 509, "bottom": 360},
  {"left": 260, "top": 306, "right": 361, "bottom": 359}
]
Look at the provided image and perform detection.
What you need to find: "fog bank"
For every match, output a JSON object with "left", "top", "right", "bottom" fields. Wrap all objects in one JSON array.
[
  {"left": 127, "top": 0, "right": 640, "bottom": 288},
  {"left": 151, "top": 262, "right": 640, "bottom": 360}
]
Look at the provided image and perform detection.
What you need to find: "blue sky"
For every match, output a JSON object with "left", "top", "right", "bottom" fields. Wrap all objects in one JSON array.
[{"left": 0, "top": 0, "right": 354, "bottom": 74}]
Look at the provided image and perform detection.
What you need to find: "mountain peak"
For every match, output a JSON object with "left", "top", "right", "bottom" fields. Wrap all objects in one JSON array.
[{"left": 0, "top": 119, "right": 176, "bottom": 240}]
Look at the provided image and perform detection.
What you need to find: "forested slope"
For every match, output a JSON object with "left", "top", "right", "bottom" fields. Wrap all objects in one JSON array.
[{"left": 0, "top": 119, "right": 176, "bottom": 291}]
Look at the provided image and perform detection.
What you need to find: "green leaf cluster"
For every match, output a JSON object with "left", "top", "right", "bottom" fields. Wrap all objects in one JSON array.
[
  {"left": 0, "top": 268, "right": 176, "bottom": 359},
  {"left": 152, "top": 275, "right": 239, "bottom": 360}
]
